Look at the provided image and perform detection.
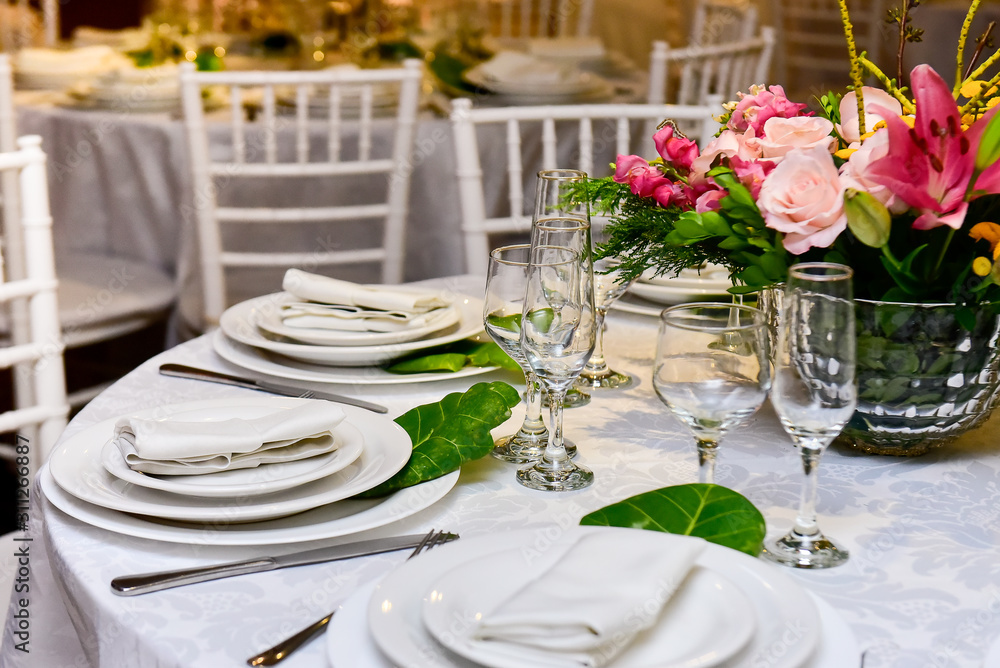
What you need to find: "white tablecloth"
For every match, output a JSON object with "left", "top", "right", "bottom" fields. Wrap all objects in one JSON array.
[{"left": 3, "top": 274, "right": 1000, "bottom": 667}]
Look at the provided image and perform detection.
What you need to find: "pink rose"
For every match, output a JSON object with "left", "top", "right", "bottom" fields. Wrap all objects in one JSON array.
[
  {"left": 728, "top": 84, "right": 810, "bottom": 135},
  {"left": 758, "top": 146, "right": 847, "bottom": 255},
  {"left": 653, "top": 124, "right": 699, "bottom": 170},
  {"left": 838, "top": 129, "right": 906, "bottom": 212},
  {"left": 758, "top": 116, "right": 836, "bottom": 161},
  {"left": 837, "top": 87, "right": 903, "bottom": 144},
  {"left": 613, "top": 154, "right": 671, "bottom": 198},
  {"left": 689, "top": 129, "right": 762, "bottom": 183},
  {"left": 695, "top": 189, "right": 725, "bottom": 213}
]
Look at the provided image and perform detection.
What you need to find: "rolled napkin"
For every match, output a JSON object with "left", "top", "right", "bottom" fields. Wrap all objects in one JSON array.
[
  {"left": 114, "top": 403, "right": 346, "bottom": 475},
  {"left": 280, "top": 303, "right": 450, "bottom": 332},
  {"left": 282, "top": 269, "right": 453, "bottom": 314},
  {"left": 470, "top": 530, "right": 706, "bottom": 667},
  {"left": 473, "top": 51, "right": 572, "bottom": 86}
]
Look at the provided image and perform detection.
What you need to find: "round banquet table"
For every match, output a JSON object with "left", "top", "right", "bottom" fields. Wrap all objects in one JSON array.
[{"left": 4, "top": 274, "right": 1000, "bottom": 668}]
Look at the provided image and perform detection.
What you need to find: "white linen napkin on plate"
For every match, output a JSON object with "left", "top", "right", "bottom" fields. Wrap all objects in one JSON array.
[
  {"left": 114, "top": 403, "right": 346, "bottom": 475},
  {"left": 282, "top": 269, "right": 452, "bottom": 314},
  {"left": 473, "top": 51, "right": 571, "bottom": 85},
  {"left": 470, "top": 530, "right": 706, "bottom": 667},
  {"left": 279, "top": 303, "right": 449, "bottom": 333}
]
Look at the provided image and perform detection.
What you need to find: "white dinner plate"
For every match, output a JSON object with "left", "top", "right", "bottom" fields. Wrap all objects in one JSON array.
[
  {"left": 422, "top": 549, "right": 755, "bottom": 668},
  {"left": 255, "top": 299, "right": 461, "bottom": 347},
  {"left": 610, "top": 292, "right": 666, "bottom": 317},
  {"left": 213, "top": 331, "right": 503, "bottom": 385},
  {"left": 40, "top": 465, "right": 459, "bottom": 546},
  {"left": 99, "top": 420, "right": 366, "bottom": 498},
  {"left": 326, "top": 577, "right": 858, "bottom": 668},
  {"left": 220, "top": 293, "right": 486, "bottom": 366},
  {"left": 364, "top": 527, "right": 821, "bottom": 668},
  {"left": 48, "top": 398, "right": 412, "bottom": 522}
]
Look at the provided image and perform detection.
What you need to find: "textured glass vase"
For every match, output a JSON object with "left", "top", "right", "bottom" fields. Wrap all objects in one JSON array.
[{"left": 758, "top": 291, "right": 1000, "bottom": 456}]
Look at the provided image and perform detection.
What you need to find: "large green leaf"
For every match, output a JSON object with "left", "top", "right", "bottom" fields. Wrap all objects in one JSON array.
[
  {"left": 355, "top": 381, "right": 521, "bottom": 498},
  {"left": 579, "top": 484, "right": 766, "bottom": 556},
  {"left": 386, "top": 340, "right": 521, "bottom": 374}
]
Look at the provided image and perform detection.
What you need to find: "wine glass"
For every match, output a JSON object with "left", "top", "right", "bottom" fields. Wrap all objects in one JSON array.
[
  {"left": 484, "top": 244, "right": 577, "bottom": 464},
  {"left": 653, "top": 303, "right": 771, "bottom": 484},
  {"left": 762, "top": 262, "right": 856, "bottom": 569},
  {"left": 533, "top": 169, "right": 592, "bottom": 409},
  {"left": 517, "top": 240, "right": 597, "bottom": 492},
  {"left": 576, "top": 217, "right": 637, "bottom": 390}
]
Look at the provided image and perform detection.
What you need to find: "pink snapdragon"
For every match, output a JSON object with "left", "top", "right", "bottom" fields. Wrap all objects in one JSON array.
[
  {"left": 653, "top": 124, "right": 700, "bottom": 170},
  {"left": 613, "top": 154, "right": 671, "bottom": 198},
  {"left": 728, "top": 84, "right": 810, "bottom": 135}
]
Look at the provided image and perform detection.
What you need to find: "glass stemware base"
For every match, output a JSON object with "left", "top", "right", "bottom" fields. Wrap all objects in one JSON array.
[
  {"left": 761, "top": 529, "right": 849, "bottom": 569},
  {"left": 541, "top": 387, "right": 591, "bottom": 408},
  {"left": 576, "top": 367, "right": 634, "bottom": 390},
  {"left": 516, "top": 453, "right": 593, "bottom": 491},
  {"left": 492, "top": 434, "right": 576, "bottom": 464}
]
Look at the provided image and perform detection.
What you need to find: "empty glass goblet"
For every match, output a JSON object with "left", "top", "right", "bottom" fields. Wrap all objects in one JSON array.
[
  {"left": 653, "top": 303, "right": 771, "bottom": 484},
  {"left": 762, "top": 262, "right": 856, "bottom": 569}
]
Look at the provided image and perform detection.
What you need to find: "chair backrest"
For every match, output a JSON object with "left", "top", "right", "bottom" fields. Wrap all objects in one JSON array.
[
  {"left": 1, "top": 0, "right": 58, "bottom": 51},
  {"left": 479, "top": 0, "right": 595, "bottom": 38},
  {"left": 179, "top": 60, "right": 423, "bottom": 328},
  {"left": 690, "top": 0, "right": 759, "bottom": 45},
  {"left": 647, "top": 26, "right": 777, "bottom": 106},
  {"left": 0, "top": 135, "right": 68, "bottom": 474},
  {"left": 450, "top": 98, "right": 720, "bottom": 274},
  {"left": 771, "top": 0, "right": 884, "bottom": 97}
]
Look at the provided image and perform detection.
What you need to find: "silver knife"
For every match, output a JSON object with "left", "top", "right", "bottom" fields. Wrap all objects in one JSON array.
[
  {"left": 111, "top": 532, "right": 456, "bottom": 596},
  {"left": 159, "top": 363, "right": 388, "bottom": 414}
]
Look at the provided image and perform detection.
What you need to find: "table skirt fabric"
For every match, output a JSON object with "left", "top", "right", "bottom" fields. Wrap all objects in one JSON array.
[{"left": 3, "top": 274, "right": 1000, "bottom": 667}]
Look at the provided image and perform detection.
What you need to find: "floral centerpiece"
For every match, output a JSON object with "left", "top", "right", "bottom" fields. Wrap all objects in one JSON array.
[{"left": 589, "top": 0, "right": 1000, "bottom": 455}]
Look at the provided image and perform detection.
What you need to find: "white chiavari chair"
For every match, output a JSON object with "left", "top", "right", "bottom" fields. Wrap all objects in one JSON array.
[
  {"left": 690, "top": 0, "right": 759, "bottom": 45},
  {"left": 450, "top": 98, "right": 720, "bottom": 274},
  {"left": 647, "top": 27, "right": 777, "bottom": 107},
  {"left": 179, "top": 60, "right": 423, "bottom": 331},
  {"left": 479, "top": 0, "right": 595, "bottom": 38},
  {"left": 771, "top": 0, "right": 885, "bottom": 97},
  {"left": 0, "top": 54, "right": 175, "bottom": 408}
]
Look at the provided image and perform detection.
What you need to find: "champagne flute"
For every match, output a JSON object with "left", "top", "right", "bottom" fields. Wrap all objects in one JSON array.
[
  {"left": 653, "top": 303, "right": 771, "bottom": 484},
  {"left": 484, "top": 244, "right": 575, "bottom": 464},
  {"left": 576, "top": 217, "right": 637, "bottom": 390},
  {"left": 517, "top": 240, "right": 597, "bottom": 492},
  {"left": 762, "top": 262, "right": 856, "bottom": 569},
  {"left": 534, "top": 169, "right": 592, "bottom": 409}
]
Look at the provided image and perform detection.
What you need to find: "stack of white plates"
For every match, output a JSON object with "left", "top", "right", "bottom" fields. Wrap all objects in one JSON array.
[
  {"left": 40, "top": 396, "right": 459, "bottom": 545},
  {"left": 213, "top": 290, "right": 499, "bottom": 385},
  {"left": 615, "top": 264, "right": 735, "bottom": 316},
  {"left": 66, "top": 62, "right": 181, "bottom": 113},
  {"left": 13, "top": 45, "right": 131, "bottom": 91},
  {"left": 463, "top": 51, "right": 613, "bottom": 105},
  {"left": 325, "top": 526, "right": 860, "bottom": 668}
]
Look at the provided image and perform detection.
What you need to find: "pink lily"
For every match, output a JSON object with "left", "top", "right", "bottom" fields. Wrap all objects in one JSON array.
[
  {"left": 613, "top": 154, "right": 672, "bottom": 198},
  {"left": 964, "top": 104, "right": 1000, "bottom": 194},
  {"left": 866, "top": 65, "right": 973, "bottom": 230}
]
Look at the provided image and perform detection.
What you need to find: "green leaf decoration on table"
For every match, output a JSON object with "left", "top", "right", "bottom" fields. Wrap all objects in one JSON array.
[
  {"left": 354, "top": 381, "right": 521, "bottom": 498},
  {"left": 385, "top": 339, "right": 521, "bottom": 374},
  {"left": 579, "top": 483, "right": 766, "bottom": 556}
]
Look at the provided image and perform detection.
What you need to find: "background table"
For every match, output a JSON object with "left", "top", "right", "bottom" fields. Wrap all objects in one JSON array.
[{"left": 4, "top": 274, "right": 1000, "bottom": 667}]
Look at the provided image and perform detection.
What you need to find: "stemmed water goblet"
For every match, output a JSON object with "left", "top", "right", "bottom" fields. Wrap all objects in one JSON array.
[
  {"left": 517, "top": 227, "right": 597, "bottom": 491},
  {"left": 653, "top": 303, "right": 771, "bottom": 484},
  {"left": 484, "top": 244, "right": 576, "bottom": 463},
  {"left": 534, "top": 169, "right": 592, "bottom": 409},
  {"left": 576, "top": 218, "right": 637, "bottom": 390},
  {"left": 762, "top": 262, "right": 856, "bottom": 569}
]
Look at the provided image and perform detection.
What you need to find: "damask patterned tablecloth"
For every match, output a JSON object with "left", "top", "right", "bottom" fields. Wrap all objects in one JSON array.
[{"left": 3, "top": 274, "right": 1000, "bottom": 668}]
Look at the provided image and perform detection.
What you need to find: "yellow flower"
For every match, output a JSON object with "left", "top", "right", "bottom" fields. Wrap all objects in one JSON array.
[
  {"left": 970, "top": 222, "right": 1000, "bottom": 260},
  {"left": 898, "top": 115, "right": 916, "bottom": 128},
  {"left": 961, "top": 80, "right": 999, "bottom": 99},
  {"left": 835, "top": 148, "right": 857, "bottom": 160},
  {"left": 973, "top": 257, "right": 993, "bottom": 276}
]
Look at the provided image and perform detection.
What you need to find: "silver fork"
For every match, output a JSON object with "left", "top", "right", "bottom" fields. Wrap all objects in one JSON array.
[{"left": 246, "top": 529, "right": 457, "bottom": 666}]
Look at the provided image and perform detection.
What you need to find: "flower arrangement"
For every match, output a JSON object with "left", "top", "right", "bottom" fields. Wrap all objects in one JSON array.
[{"left": 591, "top": 0, "right": 1000, "bottom": 309}]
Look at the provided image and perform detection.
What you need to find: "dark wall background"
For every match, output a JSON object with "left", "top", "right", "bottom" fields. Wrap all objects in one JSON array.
[{"left": 56, "top": 0, "right": 149, "bottom": 39}]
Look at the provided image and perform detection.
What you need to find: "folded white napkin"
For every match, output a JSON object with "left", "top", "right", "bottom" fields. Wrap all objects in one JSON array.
[
  {"left": 471, "top": 531, "right": 706, "bottom": 667},
  {"left": 280, "top": 302, "right": 450, "bottom": 332},
  {"left": 475, "top": 51, "right": 571, "bottom": 85},
  {"left": 526, "top": 37, "right": 606, "bottom": 60},
  {"left": 282, "top": 269, "right": 453, "bottom": 314},
  {"left": 114, "top": 403, "right": 346, "bottom": 475}
]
